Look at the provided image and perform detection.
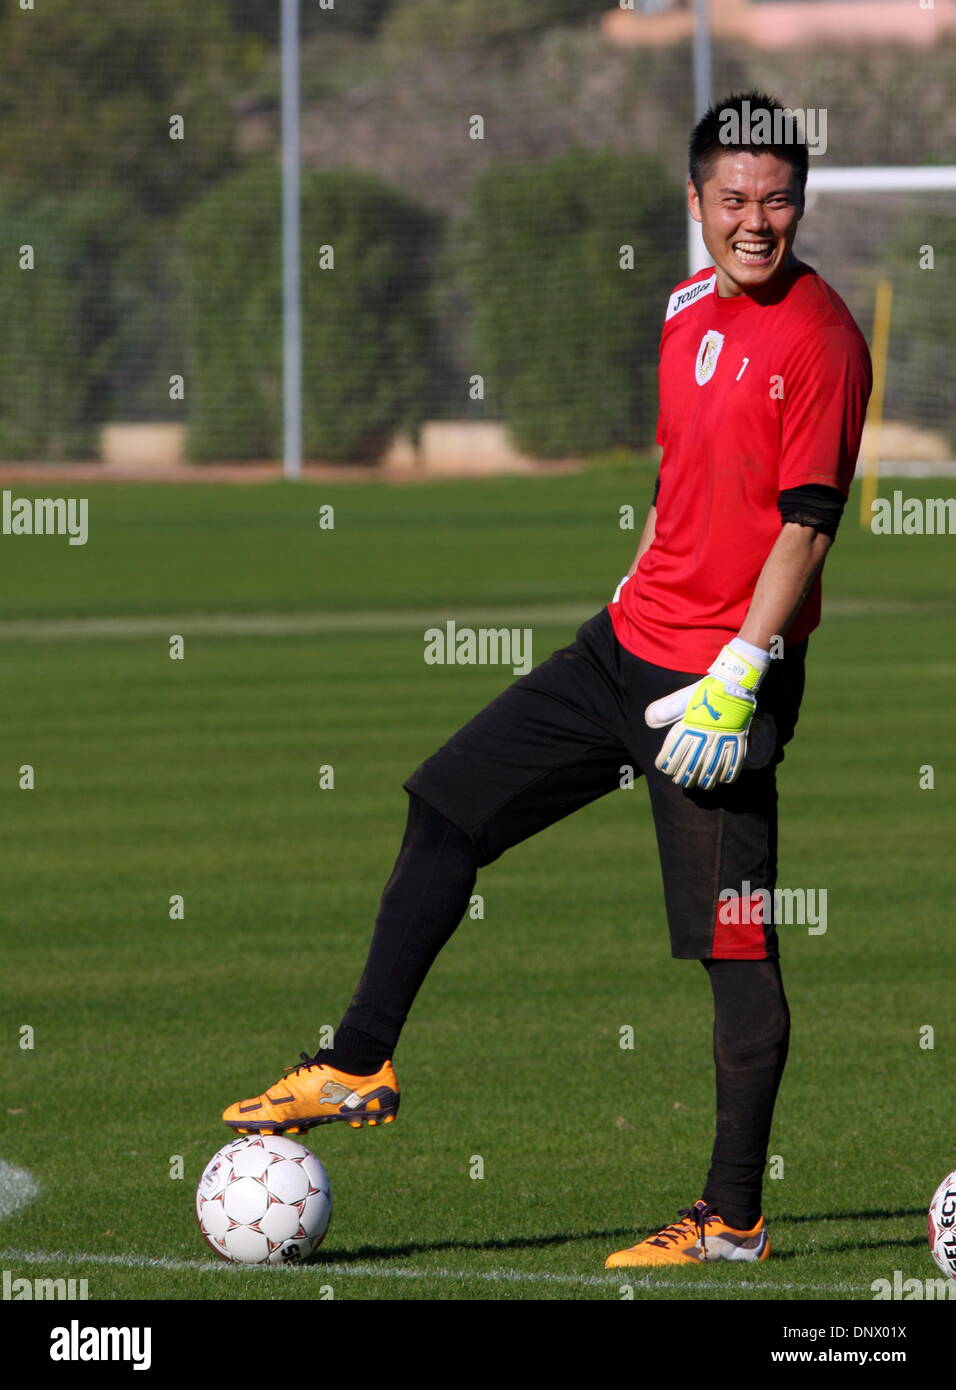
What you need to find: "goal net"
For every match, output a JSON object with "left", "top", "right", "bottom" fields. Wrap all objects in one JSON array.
[{"left": 797, "top": 167, "right": 956, "bottom": 474}]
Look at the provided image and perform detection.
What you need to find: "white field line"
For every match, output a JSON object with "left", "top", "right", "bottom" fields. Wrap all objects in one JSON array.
[
  {"left": 0, "top": 1247, "right": 871, "bottom": 1294},
  {"left": 0, "top": 604, "right": 592, "bottom": 643},
  {"left": 0, "top": 1163, "right": 39, "bottom": 1222},
  {"left": 0, "top": 598, "right": 949, "bottom": 644}
]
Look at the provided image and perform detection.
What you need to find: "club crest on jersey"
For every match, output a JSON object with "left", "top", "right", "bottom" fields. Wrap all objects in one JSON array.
[{"left": 694, "top": 330, "right": 724, "bottom": 386}]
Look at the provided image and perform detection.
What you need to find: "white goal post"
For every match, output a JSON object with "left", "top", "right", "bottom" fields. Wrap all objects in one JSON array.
[
  {"left": 688, "top": 167, "right": 956, "bottom": 478},
  {"left": 689, "top": 166, "right": 956, "bottom": 274}
]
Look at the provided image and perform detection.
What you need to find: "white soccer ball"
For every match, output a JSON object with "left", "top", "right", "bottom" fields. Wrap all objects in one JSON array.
[
  {"left": 927, "top": 1169, "right": 956, "bottom": 1281},
  {"left": 196, "top": 1135, "right": 332, "bottom": 1265}
]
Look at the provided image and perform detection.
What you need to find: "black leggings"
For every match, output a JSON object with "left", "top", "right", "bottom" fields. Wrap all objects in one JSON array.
[
  {"left": 701, "top": 957, "right": 790, "bottom": 1230},
  {"left": 339, "top": 792, "right": 790, "bottom": 1230},
  {"left": 339, "top": 793, "right": 478, "bottom": 1047}
]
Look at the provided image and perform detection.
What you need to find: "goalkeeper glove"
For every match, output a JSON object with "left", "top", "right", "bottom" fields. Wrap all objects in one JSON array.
[{"left": 645, "top": 638, "right": 771, "bottom": 790}]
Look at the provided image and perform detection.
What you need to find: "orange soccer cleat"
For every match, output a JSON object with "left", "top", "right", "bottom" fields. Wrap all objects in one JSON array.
[
  {"left": 222, "top": 1052, "right": 400, "bottom": 1136},
  {"left": 605, "top": 1199, "right": 771, "bottom": 1268}
]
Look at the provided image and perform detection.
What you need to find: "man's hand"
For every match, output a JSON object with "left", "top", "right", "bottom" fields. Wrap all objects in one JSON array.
[{"left": 645, "top": 641, "right": 770, "bottom": 790}]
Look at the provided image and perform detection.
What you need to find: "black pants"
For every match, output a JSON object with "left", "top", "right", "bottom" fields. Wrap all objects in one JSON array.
[
  {"left": 337, "top": 608, "right": 802, "bottom": 1229},
  {"left": 404, "top": 606, "right": 806, "bottom": 959}
]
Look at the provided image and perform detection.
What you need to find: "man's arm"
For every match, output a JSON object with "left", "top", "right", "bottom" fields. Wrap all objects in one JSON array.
[
  {"left": 645, "top": 517, "right": 835, "bottom": 790},
  {"left": 737, "top": 521, "right": 833, "bottom": 651}
]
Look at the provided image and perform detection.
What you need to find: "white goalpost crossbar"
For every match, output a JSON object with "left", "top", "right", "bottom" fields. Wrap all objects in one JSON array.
[
  {"left": 807, "top": 167, "right": 956, "bottom": 192},
  {"left": 688, "top": 167, "right": 956, "bottom": 274}
]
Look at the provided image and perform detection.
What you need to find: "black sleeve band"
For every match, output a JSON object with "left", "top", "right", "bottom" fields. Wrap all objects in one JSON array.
[
  {"left": 777, "top": 483, "right": 846, "bottom": 539},
  {"left": 652, "top": 475, "right": 660, "bottom": 507}
]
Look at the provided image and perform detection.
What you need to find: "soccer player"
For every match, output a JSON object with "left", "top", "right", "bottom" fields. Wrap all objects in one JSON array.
[{"left": 223, "top": 92, "right": 872, "bottom": 1267}]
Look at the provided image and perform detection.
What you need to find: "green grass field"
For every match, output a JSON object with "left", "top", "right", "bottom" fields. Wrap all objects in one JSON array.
[{"left": 1, "top": 469, "right": 953, "bottom": 1302}]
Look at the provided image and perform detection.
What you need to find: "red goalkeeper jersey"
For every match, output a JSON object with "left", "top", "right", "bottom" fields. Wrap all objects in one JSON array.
[{"left": 609, "top": 261, "right": 872, "bottom": 672}]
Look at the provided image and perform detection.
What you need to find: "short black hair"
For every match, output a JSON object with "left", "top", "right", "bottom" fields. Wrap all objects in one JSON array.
[{"left": 689, "top": 91, "right": 809, "bottom": 204}]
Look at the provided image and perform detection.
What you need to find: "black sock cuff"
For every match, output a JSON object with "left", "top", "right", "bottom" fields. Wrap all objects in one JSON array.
[{"left": 322, "top": 1024, "right": 392, "bottom": 1075}]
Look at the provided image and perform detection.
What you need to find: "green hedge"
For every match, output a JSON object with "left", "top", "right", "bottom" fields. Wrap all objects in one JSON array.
[
  {"left": 0, "top": 190, "right": 141, "bottom": 460},
  {"left": 457, "top": 148, "right": 684, "bottom": 458},
  {"left": 0, "top": 152, "right": 685, "bottom": 464},
  {"left": 180, "top": 163, "right": 440, "bottom": 462},
  {"left": 0, "top": 0, "right": 240, "bottom": 222}
]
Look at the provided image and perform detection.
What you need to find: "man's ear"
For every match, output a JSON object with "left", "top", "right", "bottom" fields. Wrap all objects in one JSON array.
[
  {"left": 687, "top": 178, "right": 702, "bottom": 225},
  {"left": 794, "top": 178, "right": 806, "bottom": 222}
]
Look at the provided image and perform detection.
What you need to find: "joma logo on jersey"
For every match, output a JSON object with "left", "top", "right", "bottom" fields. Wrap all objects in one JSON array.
[
  {"left": 694, "top": 330, "right": 724, "bottom": 385},
  {"left": 665, "top": 274, "right": 716, "bottom": 321}
]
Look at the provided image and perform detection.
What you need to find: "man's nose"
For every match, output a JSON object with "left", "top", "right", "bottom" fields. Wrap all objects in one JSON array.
[{"left": 740, "top": 203, "right": 771, "bottom": 231}]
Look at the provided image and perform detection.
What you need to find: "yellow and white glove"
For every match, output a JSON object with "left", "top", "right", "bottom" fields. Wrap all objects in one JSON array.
[{"left": 645, "top": 638, "right": 771, "bottom": 790}]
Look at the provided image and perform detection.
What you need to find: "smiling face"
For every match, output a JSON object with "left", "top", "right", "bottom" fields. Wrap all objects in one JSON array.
[{"left": 688, "top": 150, "right": 804, "bottom": 297}]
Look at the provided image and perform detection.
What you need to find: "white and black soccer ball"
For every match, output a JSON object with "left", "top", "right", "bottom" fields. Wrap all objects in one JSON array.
[
  {"left": 196, "top": 1135, "right": 332, "bottom": 1265},
  {"left": 927, "top": 1169, "right": 956, "bottom": 1282}
]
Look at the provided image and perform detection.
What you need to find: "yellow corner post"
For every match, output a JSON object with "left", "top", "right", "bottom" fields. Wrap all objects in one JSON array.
[{"left": 859, "top": 279, "right": 893, "bottom": 529}]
